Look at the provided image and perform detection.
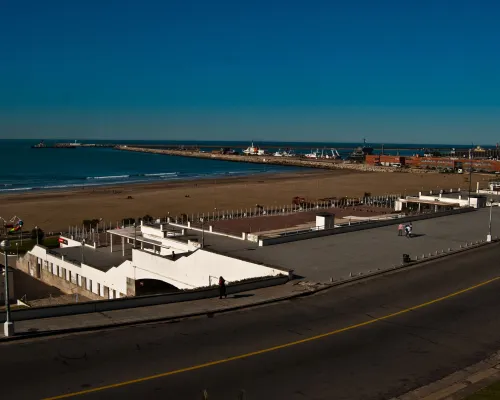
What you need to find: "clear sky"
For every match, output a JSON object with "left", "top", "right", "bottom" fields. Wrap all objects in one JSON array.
[{"left": 1, "top": 0, "right": 499, "bottom": 144}]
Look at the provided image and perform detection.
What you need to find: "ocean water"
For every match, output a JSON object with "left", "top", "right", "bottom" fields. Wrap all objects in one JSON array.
[
  {"left": 0, "top": 140, "right": 309, "bottom": 193},
  {"left": 0, "top": 139, "right": 484, "bottom": 193}
]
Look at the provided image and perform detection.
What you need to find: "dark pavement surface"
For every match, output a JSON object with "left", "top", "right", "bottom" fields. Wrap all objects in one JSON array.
[
  {"left": 191, "top": 207, "right": 500, "bottom": 282},
  {"left": 3, "top": 243, "right": 500, "bottom": 400}
]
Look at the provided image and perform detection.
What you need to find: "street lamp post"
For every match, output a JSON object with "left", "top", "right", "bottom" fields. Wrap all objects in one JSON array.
[
  {"left": 200, "top": 218, "right": 205, "bottom": 248},
  {"left": 1, "top": 240, "right": 14, "bottom": 337},
  {"left": 35, "top": 225, "right": 39, "bottom": 245},
  {"left": 81, "top": 239, "right": 85, "bottom": 264},
  {"left": 487, "top": 199, "right": 493, "bottom": 242}
]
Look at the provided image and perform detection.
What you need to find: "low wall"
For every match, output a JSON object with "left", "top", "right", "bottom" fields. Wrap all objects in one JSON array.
[
  {"left": 0, "top": 275, "right": 289, "bottom": 323},
  {"left": 259, "top": 208, "right": 474, "bottom": 246},
  {"left": 169, "top": 222, "right": 243, "bottom": 241}
]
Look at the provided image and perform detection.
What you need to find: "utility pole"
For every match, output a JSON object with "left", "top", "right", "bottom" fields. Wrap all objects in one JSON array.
[
  {"left": 200, "top": 217, "right": 205, "bottom": 248},
  {"left": 488, "top": 198, "right": 493, "bottom": 242},
  {"left": 468, "top": 144, "right": 473, "bottom": 207},
  {"left": 133, "top": 221, "right": 137, "bottom": 249}
]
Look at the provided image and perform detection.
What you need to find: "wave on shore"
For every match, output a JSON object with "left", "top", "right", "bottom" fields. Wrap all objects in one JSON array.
[{"left": 0, "top": 168, "right": 296, "bottom": 194}]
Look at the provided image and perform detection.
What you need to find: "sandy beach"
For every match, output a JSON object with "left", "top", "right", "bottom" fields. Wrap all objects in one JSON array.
[{"left": 0, "top": 169, "right": 488, "bottom": 232}]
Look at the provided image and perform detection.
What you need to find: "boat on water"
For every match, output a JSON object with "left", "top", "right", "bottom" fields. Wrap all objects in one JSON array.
[
  {"left": 304, "top": 148, "right": 341, "bottom": 160},
  {"left": 322, "top": 148, "right": 341, "bottom": 159},
  {"left": 361, "top": 138, "right": 374, "bottom": 155},
  {"left": 242, "top": 142, "right": 266, "bottom": 155},
  {"left": 32, "top": 140, "right": 47, "bottom": 148},
  {"left": 305, "top": 149, "right": 320, "bottom": 159},
  {"left": 273, "top": 148, "right": 295, "bottom": 157},
  {"left": 347, "top": 139, "right": 374, "bottom": 161},
  {"left": 31, "top": 140, "right": 77, "bottom": 149}
]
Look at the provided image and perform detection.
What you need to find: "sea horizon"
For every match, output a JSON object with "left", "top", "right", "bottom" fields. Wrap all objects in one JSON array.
[
  {"left": 2, "top": 138, "right": 497, "bottom": 148},
  {"left": 0, "top": 139, "right": 493, "bottom": 194}
]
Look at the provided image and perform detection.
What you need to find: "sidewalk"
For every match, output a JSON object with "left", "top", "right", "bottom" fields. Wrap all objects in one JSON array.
[
  {"left": 1, "top": 239, "right": 494, "bottom": 342},
  {"left": 2, "top": 209, "right": 498, "bottom": 342},
  {"left": 0, "top": 280, "right": 325, "bottom": 341}
]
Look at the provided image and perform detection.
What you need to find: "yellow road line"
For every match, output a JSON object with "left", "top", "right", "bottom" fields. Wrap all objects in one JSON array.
[{"left": 43, "top": 276, "right": 500, "bottom": 400}]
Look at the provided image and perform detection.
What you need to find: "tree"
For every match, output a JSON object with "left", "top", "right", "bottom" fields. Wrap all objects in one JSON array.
[{"left": 31, "top": 227, "right": 45, "bottom": 243}]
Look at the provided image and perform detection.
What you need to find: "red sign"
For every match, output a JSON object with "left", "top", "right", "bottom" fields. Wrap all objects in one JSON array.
[{"left": 58, "top": 238, "right": 68, "bottom": 245}]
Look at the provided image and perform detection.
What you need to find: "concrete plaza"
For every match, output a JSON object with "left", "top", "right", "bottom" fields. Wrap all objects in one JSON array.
[{"left": 197, "top": 207, "right": 500, "bottom": 283}]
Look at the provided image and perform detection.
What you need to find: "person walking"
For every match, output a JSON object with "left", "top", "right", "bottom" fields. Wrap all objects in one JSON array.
[
  {"left": 405, "top": 224, "right": 412, "bottom": 238},
  {"left": 219, "top": 276, "right": 227, "bottom": 299},
  {"left": 398, "top": 223, "right": 403, "bottom": 236}
]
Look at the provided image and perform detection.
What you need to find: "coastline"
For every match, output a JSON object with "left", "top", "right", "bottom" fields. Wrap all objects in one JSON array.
[{"left": 0, "top": 169, "right": 484, "bottom": 232}]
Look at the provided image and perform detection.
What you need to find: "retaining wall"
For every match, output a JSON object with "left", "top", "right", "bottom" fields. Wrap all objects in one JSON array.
[{"left": 0, "top": 275, "right": 289, "bottom": 323}]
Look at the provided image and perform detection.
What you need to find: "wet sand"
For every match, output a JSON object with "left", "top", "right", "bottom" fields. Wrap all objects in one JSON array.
[{"left": 0, "top": 170, "right": 487, "bottom": 232}]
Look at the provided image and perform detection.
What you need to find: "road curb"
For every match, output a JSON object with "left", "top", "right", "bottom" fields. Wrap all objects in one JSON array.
[
  {"left": 1, "top": 239, "right": 497, "bottom": 343},
  {"left": 390, "top": 350, "right": 500, "bottom": 400}
]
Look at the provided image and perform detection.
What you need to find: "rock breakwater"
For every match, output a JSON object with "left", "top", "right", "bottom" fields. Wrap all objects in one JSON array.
[{"left": 116, "top": 146, "right": 435, "bottom": 174}]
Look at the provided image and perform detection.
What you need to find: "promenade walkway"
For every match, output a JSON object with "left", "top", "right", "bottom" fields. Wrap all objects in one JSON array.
[
  {"left": 197, "top": 207, "right": 500, "bottom": 283},
  {"left": 2, "top": 208, "right": 498, "bottom": 340}
]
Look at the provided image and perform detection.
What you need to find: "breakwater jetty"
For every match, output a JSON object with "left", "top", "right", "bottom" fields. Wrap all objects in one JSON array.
[{"left": 116, "top": 146, "right": 434, "bottom": 173}]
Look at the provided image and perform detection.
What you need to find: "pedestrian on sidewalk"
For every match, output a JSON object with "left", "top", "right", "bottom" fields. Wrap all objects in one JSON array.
[
  {"left": 398, "top": 223, "right": 403, "bottom": 236},
  {"left": 219, "top": 276, "right": 227, "bottom": 299}
]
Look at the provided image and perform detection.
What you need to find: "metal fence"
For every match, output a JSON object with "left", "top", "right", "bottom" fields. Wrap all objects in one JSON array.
[{"left": 163, "top": 194, "right": 402, "bottom": 225}]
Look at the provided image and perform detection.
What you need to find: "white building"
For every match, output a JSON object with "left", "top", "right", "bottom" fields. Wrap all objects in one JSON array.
[
  {"left": 19, "top": 223, "right": 288, "bottom": 300},
  {"left": 395, "top": 191, "right": 487, "bottom": 212}
]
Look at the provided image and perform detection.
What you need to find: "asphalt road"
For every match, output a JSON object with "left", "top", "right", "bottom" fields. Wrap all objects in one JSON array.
[{"left": 3, "top": 244, "right": 500, "bottom": 400}]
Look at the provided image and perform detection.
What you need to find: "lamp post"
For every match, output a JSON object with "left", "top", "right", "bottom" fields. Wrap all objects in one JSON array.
[
  {"left": 487, "top": 198, "right": 493, "bottom": 242},
  {"left": 16, "top": 243, "right": 18, "bottom": 259},
  {"left": 200, "top": 217, "right": 205, "bottom": 248},
  {"left": 81, "top": 239, "right": 85, "bottom": 264},
  {"left": 1, "top": 240, "right": 14, "bottom": 337},
  {"left": 133, "top": 221, "right": 137, "bottom": 249},
  {"left": 35, "top": 225, "right": 39, "bottom": 245}
]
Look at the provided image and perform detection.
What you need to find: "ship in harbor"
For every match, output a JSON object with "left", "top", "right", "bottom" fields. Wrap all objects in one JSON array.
[
  {"left": 347, "top": 139, "right": 374, "bottom": 162},
  {"left": 31, "top": 140, "right": 47, "bottom": 148},
  {"left": 361, "top": 138, "right": 374, "bottom": 155},
  {"left": 242, "top": 142, "right": 266, "bottom": 155},
  {"left": 31, "top": 140, "right": 80, "bottom": 149}
]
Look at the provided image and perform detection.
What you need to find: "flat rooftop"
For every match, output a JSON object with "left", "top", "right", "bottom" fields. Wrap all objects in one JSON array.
[
  {"left": 51, "top": 245, "right": 132, "bottom": 272},
  {"left": 180, "top": 207, "right": 500, "bottom": 283},
  {"left": 194, "top": 205, "right": 394, "bottom": 236}
]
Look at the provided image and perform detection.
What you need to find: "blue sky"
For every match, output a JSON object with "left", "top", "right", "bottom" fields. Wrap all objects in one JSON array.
[{"left": 1, "top": 0, "right": 499, "bottom": 144}]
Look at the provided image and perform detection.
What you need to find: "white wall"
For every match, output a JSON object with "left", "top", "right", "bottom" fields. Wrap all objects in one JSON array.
[
  {"left": 131, "top": 249, "right": 285, "bottom": 289},
  {"left": 27, "top": 245, "right": 285, "bottom": 294},
  {"left": 419, "top": 195, "right": 483, "bottom": 208},
  {"left": 60, "top": 237, "right": 83, "bottom": 248},
  {"left": 396, "top": 195, "right": 485, "bottom": 211},
  {"left": 29, "top": 246, "right": 132, "bottom": 297}
]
